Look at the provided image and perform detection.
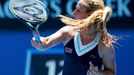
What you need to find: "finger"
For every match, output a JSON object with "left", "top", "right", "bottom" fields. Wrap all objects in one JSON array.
[
  {"left": 31, "top": 39, "right": 36, "bottom": 47},
  {"left": 89, "top": 62, "right": 98, "bottom": 72},
  {"left": 87, "top": 70, "right": 91, "bottom": 75},
  {"left": 31, "top": 39, "right": 42, "bottom": 47},
  {"left": 87, "top": 70, "right": 96, "bottom": 75},
  {"left": 89, "top": 62, "right": 95, "bottom": 68},
  {"left": 86, "top": 70, "right": 89, "bottom": 75},
  {"left": 32, "top": 37, "right": 35, "bottom": 41},
  {"left": 31, "top": 37, "right": 35, "bottom": 46},
  {"left": 90, "top": 67, "right": 98, "bottom": 72}
]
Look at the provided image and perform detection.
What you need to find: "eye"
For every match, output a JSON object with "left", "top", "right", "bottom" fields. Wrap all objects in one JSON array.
[{"left": 76, "top": 9, "right": 80, "bottom": 12}]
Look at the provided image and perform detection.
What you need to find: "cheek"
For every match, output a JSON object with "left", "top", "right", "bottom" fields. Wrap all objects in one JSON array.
[
  {"left": 78, "top": 14, "right": 88, "bottom": 19},
  {"left": 73, "top": 11, "right": 89, "bottom": 19},
  {"left": 73, "top": 13, "right": 81, "bottom": 19},
  {"left": 75, "top": 15, "right": 82, "bottom": 19},
  {"left": 74, "top": 13, "right": 86, "bottom": 19}
]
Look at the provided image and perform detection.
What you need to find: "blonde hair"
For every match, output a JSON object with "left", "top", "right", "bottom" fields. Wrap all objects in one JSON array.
[{"left": 59, "top": 0, "right": 116, "bottom": 47}]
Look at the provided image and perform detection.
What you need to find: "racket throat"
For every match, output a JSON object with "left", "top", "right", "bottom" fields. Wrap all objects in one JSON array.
[{"left": 26, "top": 22, "right": 41, "bottom": 43}]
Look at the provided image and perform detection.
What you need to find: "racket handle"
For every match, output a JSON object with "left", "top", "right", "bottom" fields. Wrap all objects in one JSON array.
[{"left": 33, "top": 30, "right": 41, "bottom": 43}]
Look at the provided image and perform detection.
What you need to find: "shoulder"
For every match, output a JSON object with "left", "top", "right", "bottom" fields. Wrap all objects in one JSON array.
[
  {"left": 59, "top": 26, "right": 78, "bottom": 36},
  {"left": 59, "top": 26, "right": 78, "bottom": 44},
  {"left": 54, "top": 26, "right": 71, "bottom": 37},
  {"left": 98, "top": 41, "right": 115, "bottom": 58},
  {"left": 58, "top": 26, "right": 74, "bottom": 33},
  {"left": 58, "top": 25, "right": 75, "bottom": 38}
]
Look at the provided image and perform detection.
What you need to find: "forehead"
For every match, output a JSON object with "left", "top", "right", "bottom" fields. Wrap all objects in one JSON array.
[
  {"left": 76, "top": 2, "right": 85, "bottom": 9},
  {"left": 76, "top": 1, "right": 90, "bottom": 11}
]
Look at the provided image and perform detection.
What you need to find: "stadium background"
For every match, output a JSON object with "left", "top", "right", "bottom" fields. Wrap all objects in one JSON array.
[{"left": 0, "top": 0, "right": 134, "bottom": 75}]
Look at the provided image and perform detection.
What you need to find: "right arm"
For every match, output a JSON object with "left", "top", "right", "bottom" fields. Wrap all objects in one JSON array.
[{"left": 31, "top": 26, "right": 68, "bottom": 51}]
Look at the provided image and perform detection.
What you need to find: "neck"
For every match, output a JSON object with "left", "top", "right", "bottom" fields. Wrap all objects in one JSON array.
[{"left": 80, "top": 30, "right": 97, "bottom": 39}]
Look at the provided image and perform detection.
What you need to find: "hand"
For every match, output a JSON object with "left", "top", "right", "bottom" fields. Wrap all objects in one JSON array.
[
  {"left": 87, "top": 62, "right": 98, "bottom": 75},
  {"left": 31, "top": 37, "right": 46, "bottom": 50}
]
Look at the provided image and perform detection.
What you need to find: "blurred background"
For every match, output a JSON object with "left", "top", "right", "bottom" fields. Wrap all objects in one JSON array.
[{"left": 0, "top": 0, "right": 134, "bottom": 75}]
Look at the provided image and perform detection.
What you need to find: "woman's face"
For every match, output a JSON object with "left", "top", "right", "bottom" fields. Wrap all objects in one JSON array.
[{"left": 72, "top": 2, "right": 91, "bottom": 20}]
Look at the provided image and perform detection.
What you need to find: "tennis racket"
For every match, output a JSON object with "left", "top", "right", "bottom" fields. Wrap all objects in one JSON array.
[{"left": 9, "top": 0, "right": 48, "bottom": 43}]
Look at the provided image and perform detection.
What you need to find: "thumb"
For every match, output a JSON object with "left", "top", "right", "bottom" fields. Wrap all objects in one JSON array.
[{"left": 89, "top": 62, "right": 98, "bottom": 72}]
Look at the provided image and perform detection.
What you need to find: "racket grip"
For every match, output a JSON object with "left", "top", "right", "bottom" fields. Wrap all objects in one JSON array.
[{"left": 33, "top": 30, "right": 41, "bottom": 43}]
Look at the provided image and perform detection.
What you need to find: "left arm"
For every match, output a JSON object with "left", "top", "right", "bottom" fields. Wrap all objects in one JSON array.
[
  {"left": 97, "top": 44, "right": 116, "bottom": 75},
  {"left": 87, "top": 43, "right": 116, "bottom": 75}
]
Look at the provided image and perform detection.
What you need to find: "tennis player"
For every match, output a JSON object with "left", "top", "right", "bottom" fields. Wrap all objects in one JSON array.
[{"left": 32, "top": 0, "right": 116, "bottom": 75}]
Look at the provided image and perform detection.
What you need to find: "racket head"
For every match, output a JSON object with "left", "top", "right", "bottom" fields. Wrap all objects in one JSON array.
[{"left": 9, "top": 0, "right": 48, "bottom": 25}]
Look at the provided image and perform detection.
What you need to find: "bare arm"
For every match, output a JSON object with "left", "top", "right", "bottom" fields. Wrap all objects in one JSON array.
[
  {"left": 97, "top": 43, "right": 116, "bottom": 75},
  {"left": 87, "top": 43, "right": 116, "bottom": 75},
  {"left": 31, "top": 26, "right": 68, "bottom": 51}
]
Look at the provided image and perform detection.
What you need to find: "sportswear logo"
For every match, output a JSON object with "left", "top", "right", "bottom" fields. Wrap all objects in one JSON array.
[{"left": 65, "top": 47, "right": 73, "bottom": 53}]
